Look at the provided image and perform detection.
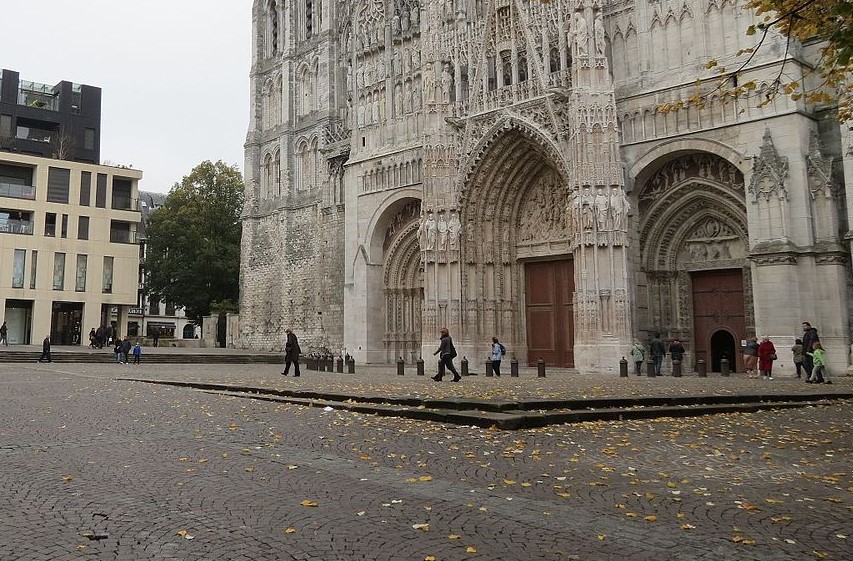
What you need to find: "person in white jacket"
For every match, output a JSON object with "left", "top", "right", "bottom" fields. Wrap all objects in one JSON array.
[{"left": 490, "top": 337, "right": 506, "bottom": 377}]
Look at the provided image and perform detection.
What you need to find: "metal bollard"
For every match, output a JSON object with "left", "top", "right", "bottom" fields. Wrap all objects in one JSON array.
[
  {"left": 672, "top": 359, "right": 682, "bottom": 377},
  {"left": 396, "top": 356, "right": 405, "bottom": 376},
  {"left": 619, "top": 357, "right": 628, "bottom": 378},
  {"left": 347, "top": 358, "right": 355, "bottom": 374},
  {"left": 510, "top": 356, "right": 519, "bottom": 377},
  {"left": 697, "top": 358, "right": 707, "bottom": 377},
  {"left": 720, "top": 358, "right": 730, "bottom": 377},
  {"left": 416, "top": 356, "right": 424, "bottom": 376},
  {"left": 326, "top": 355, "right": 335, "bottom": 372},
  {"left": 461, "top": 356, "right": 469, "bottom": 377},
  {"left": 485, "top": 359, "right": 494, "bottom": 377},
  {"left": 336, "top": 357, "right": 344, "bottom": 373},
  {"left": 537, "top": 357, "right": 546, "bottom": 378},
  {"left": 647, "top": 359, "right": 656, "bottom": 378}
]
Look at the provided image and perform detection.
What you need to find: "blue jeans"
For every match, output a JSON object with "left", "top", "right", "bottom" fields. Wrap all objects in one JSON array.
[{"left": 653, "top": 356, "right": 663, "bottom": 375}]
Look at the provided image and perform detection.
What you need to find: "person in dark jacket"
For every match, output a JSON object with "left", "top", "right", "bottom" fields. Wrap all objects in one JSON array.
[
  {"left": 38, "top": 336, "right": 52, "bottom": 363},
  {"left": 120, "top": 337, "right": 132, "bottom": 364},
  {"left": 801, "top": 322, "right": 819, "bottom": 380},
  {"left": 649, "top": 333, "right": 665, "bottom": 376},
  {"left": 432, "top": 327, "right": 461, "bottom": 382},
  {"left": 669, "top": 339, "right": 685, "bottom": 369},
  {"left": 282, "top": 329, "right": 301, "bottom": 377}
]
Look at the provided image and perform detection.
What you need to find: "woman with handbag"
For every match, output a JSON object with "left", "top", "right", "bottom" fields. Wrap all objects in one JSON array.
[{"left": 757, "top": 335, "right": 777, "bottom": 380}]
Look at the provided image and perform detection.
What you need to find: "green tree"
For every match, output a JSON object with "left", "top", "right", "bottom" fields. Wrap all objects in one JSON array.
[{"left": 145, "top": 160, "right": 244, "bottom": 322}]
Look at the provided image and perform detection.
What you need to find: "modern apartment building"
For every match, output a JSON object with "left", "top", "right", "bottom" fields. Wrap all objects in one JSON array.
[
  {"left": 0, "top": 69, "right": 101, "bottom": 164},
  {"left": 0, "top": 152, "right": 141, "bottom": 345}
]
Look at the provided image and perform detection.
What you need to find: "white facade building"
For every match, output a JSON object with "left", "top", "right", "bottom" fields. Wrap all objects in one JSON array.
[{"left": 239, "top": 0, "right": 853, "bottom": 375}]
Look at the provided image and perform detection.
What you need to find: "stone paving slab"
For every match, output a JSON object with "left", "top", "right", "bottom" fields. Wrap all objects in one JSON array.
[{"left": 0, "top": 363, "right": 851, "bottom": 560}]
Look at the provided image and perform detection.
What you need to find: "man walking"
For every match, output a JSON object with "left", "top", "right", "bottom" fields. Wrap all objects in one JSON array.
[
  {"left": 38, "top": 335, "right": 51, "bottom": 363},
  {"left": 432, "top": 327, "right": 461, "bottom": 382},
  {"left": 281, "top": 329, "right": 301, "bottom": 377},
  {"left": 0, "top": 321, "right": 8, "bottom": 346}
]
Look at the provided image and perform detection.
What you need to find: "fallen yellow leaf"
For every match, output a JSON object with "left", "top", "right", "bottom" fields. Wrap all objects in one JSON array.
[
  {"left": 300, "top": 499, "right": 318, "bottom": 507},
  {"left": 413, "top": 523, "right": 430, "bottom": 531},
  {"left": 681, "top": 524, "right": 696, "bottom": 530},
  {"left": 448, "top": 534, "right": 461, "bottom": 540},
  {"left": 466, "top": 546, "right": 477, "bottom": 553},
  {"left": 813, "top": 552, "right": 828, "bottom": 559},
  {"left": 597, "top": 534, "right": 606, "bottom": 540},
  {"left": 62, "top": 476, "right": 74, "bottom": 483},
  {"left": 503, "top": 479, "right": 516, "bottom": 485},
  {"left": 284, "top": 528, "right": 296, "bottom": 534},
  {"left": 425, "top": 557, "right": 436, "bottom": 561},
  {"left": 644, "top": 515, "right": 657, "bottom": 522},
  {"left": 245, "top": 466, "right": 255, "bottom": 473},
  {"left": 419, "top": 475, "right": 433, "bottom": 482}
]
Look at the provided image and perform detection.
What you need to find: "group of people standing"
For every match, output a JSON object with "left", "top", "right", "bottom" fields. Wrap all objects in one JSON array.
[
  {"left": 630, "top": 321, "right": 830, "bottom": 381},
  {"left": 112, "top": 337, "right": 142, "bottom": 365}
]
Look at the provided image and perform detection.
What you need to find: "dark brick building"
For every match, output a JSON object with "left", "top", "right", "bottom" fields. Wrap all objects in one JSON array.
[{"left": 0, "top": 69, "right": 101, "bottom": 163}]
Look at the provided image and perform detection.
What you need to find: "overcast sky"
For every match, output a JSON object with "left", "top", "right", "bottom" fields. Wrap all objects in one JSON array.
[{"left": 2, "top": 0, "right": 251, "bottom": 193}]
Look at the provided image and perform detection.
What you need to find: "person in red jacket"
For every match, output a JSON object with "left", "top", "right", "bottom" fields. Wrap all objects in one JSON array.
[{"left": 757, "top": 335, "right": 777, "bottom": 380}]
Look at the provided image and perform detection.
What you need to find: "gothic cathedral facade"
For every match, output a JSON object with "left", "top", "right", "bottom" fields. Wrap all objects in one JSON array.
[{"left": 240, "top": 0, "right": 853, "bottom": 374}]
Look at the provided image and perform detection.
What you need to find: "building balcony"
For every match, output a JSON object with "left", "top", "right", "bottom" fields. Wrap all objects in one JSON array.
[
  {"left": 111, "top": 195, "right": 138, "bottom": 211},
  {"left": 0, "top": 218, "right": 34, "bottom": 235},
  {"left": 110, "top": 229, "right": 138, "bottom": 244},
  {"left": 0, "top": 180, "right": 35, "bottom": 200}
]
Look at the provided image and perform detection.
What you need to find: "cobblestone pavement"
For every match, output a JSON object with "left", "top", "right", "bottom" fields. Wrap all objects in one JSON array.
[{"left": 1, "top": 363, "right": 851, "bottom": 561}]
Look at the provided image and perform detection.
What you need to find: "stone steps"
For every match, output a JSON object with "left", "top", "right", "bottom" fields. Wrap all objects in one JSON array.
[{"left": 0, "top": 351, "right": 281, "bottom": 364}]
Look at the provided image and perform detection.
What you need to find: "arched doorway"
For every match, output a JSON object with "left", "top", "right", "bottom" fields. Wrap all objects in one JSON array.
[
  {"left": 635, "top": 151, "right": 752, "bottom": 371},
  {"left": 380, "top": 200, "right": 422, "bottom": 363},
  {"left": 460, "top": 121, "right": 574, "bottom": 365},
  {"left": 710, "top": 329, "right": 736, "bottom": 372}
]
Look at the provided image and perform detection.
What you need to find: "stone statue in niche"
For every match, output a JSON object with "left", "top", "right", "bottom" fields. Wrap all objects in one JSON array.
[
  {"left": 448, "top": 212, "right": 461, "bottom": 250},
  {"left": 394, "top": 83, "right": 403, "bottom": 116},
  {"left": 423, "top": 62, "right": 435, "bottom": 103},
  {"left": 401, "top": 6, "right": 410, "bottom": 31},
  {"left": 411, "top": 1, "right": 419, "bottom": 26},
  {"left": 412, "top": 81, "right": 422, "bottom": 110},
  {"left": 594, "top": 188, "right": 609, "bottom": 230},
  {"left": 609, "top": 188, "right": 627, "bottom": 231},
  {"left": 441, "top": 62, "right": 454, "bottom": 104},
  {"left": 581, "top": 186, "right": 595, "bottom": 230},
  {"left": 392, "top": 10, "right": 401, "bottom": 34},
  {"left": 420, "top": 212, "right": 436, "bottom": 250},
  {"left": 393, "top": 51, "right": 402, "bottom": 75},
  {"left": 594, "top": 14, "right": 605, "bottom": 56},
  {"left": 574, "top": 12, "right": 588, "bottom": 56},
  {"left": 378, "top": 59, "right": 386, "bottom": 81},
  {"left": 437, "top": 213, "right": 449, "bottom": 251},
  {"left": 403, "top": 49, "right": 412, "bottom": 74}
]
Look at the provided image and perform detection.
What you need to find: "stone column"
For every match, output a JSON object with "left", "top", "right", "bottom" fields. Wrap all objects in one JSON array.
[{"left": 568, "top": 1, "right": 633, "bottom": 370}]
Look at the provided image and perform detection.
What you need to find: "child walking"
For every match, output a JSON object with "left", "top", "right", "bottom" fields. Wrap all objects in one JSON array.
[
  {"left": 806, "top": 342, "right": 830, "bottom": 384},
  {"left": 132, "top": 342, "right": 142, "bottom": 365}
]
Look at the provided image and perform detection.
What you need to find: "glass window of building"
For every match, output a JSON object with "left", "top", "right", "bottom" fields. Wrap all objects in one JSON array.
[
  {"left": 53, "top": 252, "right": 65, "bottom": 290},
  {"left": 102, "top": 256, "right": 113, "bottom": 293},
  {"left": 12, "top": 249, "right": 25, "bottom": 288},
  {"left": 78, "top": 216, "right": 89, "bottom": 240},
  {"left": 75, "top": 254, "right": 87, "bottom": 292}
]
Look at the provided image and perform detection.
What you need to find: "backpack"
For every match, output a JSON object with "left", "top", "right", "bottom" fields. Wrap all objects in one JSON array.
[{"left": 499, "top": 343, "right": 506, "bottom": 356}]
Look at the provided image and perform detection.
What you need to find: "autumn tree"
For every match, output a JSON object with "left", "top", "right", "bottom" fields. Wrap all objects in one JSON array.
[
  {"left": 662, "top": 0, "right": 852, "bottom": 120},
  {"left": 144, "top": 160, "right": 244, "bottom": 322}
]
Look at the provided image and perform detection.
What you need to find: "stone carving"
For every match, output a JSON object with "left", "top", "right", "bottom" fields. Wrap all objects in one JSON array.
[
  {"left": 806, "top": 129, "right": 834, "bottom": 199},
  {"left": 384, "top": 201, "right": 420, "bottom": 251},
  {"left": 423, "top": 62, "right": 435, "bottom": 104},
  {"left": 394, "top": 82, "right": 403, "bottom": 117},
  {"left": 594, "top": 14, "right": 605, "bottom": 56},
  {"left": 594, "top": 187, "right": 609, "bottom": 230},
  {"left": 640, "top": 154, "right": 743, "bottom": 202},
  {"left": 441, "top": 62, "right": 454, "bottom": 104},
  {"left": 517, "top": 173, "right": 570, "bottom": 243},
  {"left": 749, "top": 129, "right": 788, "bottom": 202},
  {"left": 574, "top": 12, "right": 588, "bottom": 56},
  {"left": 447, "top": 211, "right": 461, "bottom": 250},
  {"left": 437, "top": 213, "right": 449, "bottom": 251},
  {"left": 609, "top": 188, "right": 628, "bottom": 231},
  {"left": 581, "top": 186, "right": 595, "bottom": 230},
  {"left": 420, "top": 212, "right": 436, "bottom": 250}
]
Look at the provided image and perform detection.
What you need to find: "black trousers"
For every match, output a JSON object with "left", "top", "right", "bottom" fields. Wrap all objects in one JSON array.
[
  {"left": 492, "top": 360, "right": 501, "bottom": 376},
  {"left": 437, "top": 355, "right": 459, "bottom": 379},
  {"left": 284, "top": 359, "right": 301, "bottom": 376},
  {"left": 39, "top": 350, "right": 51, "bottom": 362}
]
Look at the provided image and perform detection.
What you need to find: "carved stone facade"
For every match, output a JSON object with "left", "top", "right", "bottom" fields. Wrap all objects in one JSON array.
[{"left": 239, "top": 0, "right": 853, "bottom": 375}]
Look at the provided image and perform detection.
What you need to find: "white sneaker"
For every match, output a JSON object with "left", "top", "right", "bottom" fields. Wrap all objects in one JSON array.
[{"left": 767, "top": 376, "right": 773, "bottom": 380}]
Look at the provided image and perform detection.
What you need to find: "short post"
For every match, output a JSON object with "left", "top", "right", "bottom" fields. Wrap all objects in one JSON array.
[
  {"left": 537, "top": 357, "right": 546, "bottom": 378},
  {"left": 347, "top": 358, "right": 355, "bottom": 374},
  {"left": 510, "top": 356, "right": 519, "bottom": 377},
  {"left": 485, "top": 359, "right": 494, "bottom": 377},
  {"left": 336, "top": 357, "right": 344, "bottom": 373},
  {"left": 672, "top": 359, "right": 682, "bottom": 378},
  {"left": 396, "top": 356, "right": 405, "bottom": 376},
  {"left": 461, "top": 356, "right": 469, "bottom": 377},
  {"left": 326, "top": 355, "right": 335, "bottom": 372},
  {"left": 720, "top": 357, "right": 730, "bottom": 377},
  {"left": 647, "top": 359, "right": 656, "bottom": 378},
  {"left": 697, "top": 358, "right": 707, "bottom": 378},
  {"left": 619, "top": 356, "right": 629, "bottom": 378},
  {"left": 416, "top": 356, "right": 424, "bottom": 376}
]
